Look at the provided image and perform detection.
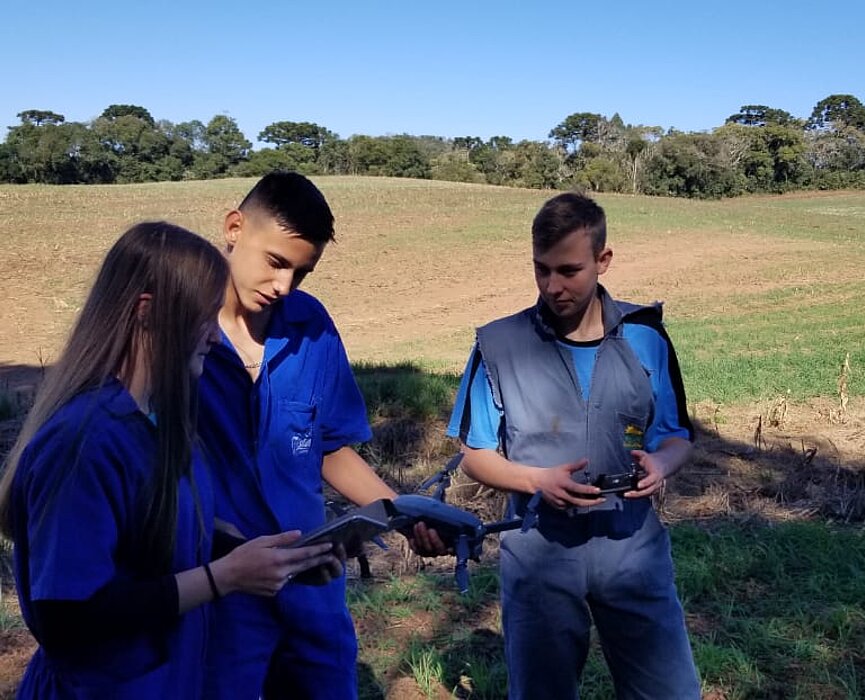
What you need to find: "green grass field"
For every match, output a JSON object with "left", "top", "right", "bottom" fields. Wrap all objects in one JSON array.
[
  {"left": 2, "top": 179, "right": 865, "bottom": 698},
  {"left": 350, "top": 522, "right": 865, "bottom": 699}
]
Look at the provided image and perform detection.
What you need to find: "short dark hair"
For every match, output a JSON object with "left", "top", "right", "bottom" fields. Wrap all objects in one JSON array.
[
  {"left": 532, "top": 192, "right": 606, "bottom": 256},
  {"left": 239, "top": 171, "right": 335, "bottom": 245}
]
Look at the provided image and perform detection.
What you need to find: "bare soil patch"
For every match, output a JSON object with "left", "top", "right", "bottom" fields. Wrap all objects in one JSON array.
[
  {"left": 2, "top": 397, "right": 860, "bottom": 697},
  {"left": 671, "top": 396, "right": 865, "bottom": 523},
  {"left": 0, "top": 630, "right": 33, "bottom": 700},
  {"left": 0, "top": 593, "right": 33, "bottom": 699},
  {"left": 2, "top": 182, "right": 864, "bottom": 697}
]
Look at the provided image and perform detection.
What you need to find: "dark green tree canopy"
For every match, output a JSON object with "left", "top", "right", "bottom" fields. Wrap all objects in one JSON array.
[
  {"left": 17, "top": 110, "right": 65, "bottom": 126},
  {"left": 258, "top": 121, "right": 337, "bottom": 150},
  {"left": 726, "top": 105, "right": 798, "bottom": 128},
  {"left": 196, "top": 115, "right": 252, "bottom": 177},
  {"left": 549, "top": 112, "right": 604, "bottom": 151},
  {"left": 3, "top": 94, "right": 865, "bottom": 193},
  {"left": 100, "top": 104, "right": 156, "bottom": 126},
  {"left": 173, "top": 120, "right": 206, "bottom": 151},
  {"left": 808, "top": 94, "right": 865, "bottom": 131},
  {"left": 487, "top": 136, "right": 513, "bottom": 151},
  {"left": 452, "top": 136, "right": 484, "bottom": 153}
]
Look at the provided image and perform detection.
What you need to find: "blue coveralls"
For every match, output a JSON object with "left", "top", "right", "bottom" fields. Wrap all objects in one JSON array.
[
  {"left": 11, "top": 380, "right": 213, "bottom": 700},
  {"left": 448, "top": 288, "right": 701, "bottom": 700},
  {"left": 197, "top": 290, "right": 372, "bottom": 700}
]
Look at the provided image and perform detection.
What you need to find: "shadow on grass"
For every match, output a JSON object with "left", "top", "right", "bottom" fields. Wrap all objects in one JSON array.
[
  {"left": 4, "top": 360, "right": 865, "bottom": 698},
  {"left": 355, "top": 519, "right": 865, "bottom": 699},
  {"left": 345, "top": 363, "right": 865, "bottom": 699},
  {"left": 352, "top": 362, "right": 462, "bottom": 491},
  {"left": 357, "top": 662, "right": 385, "bottom": 700}
]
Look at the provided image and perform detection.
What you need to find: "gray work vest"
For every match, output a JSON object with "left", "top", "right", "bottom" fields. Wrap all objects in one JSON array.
[{"left": 476, "top": 287, "right": 660, "bottom": 521}]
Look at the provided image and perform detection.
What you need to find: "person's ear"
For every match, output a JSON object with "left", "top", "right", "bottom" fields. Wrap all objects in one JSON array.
[
  {"left": 224, "top": 210, "right": 244, "bottom": 253},
  {"left": 597, "top": 247, "right": 613, "bottom": 275},
  {"left": 136, "top": 293, "right": 153, "bottom": 326}
]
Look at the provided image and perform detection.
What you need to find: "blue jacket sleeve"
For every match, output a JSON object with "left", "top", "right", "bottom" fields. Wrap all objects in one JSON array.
[
  {"left": 22, "top": 427, "right": 134, "bottom": 601},
  {"left": 319, "top": 329, "right": 373, "bottom": 452}
]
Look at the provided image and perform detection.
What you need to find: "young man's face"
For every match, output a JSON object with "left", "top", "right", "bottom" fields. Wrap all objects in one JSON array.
[
  {"left": 223, "top": 209, "right": 324, "bottom": 315},
  {"left": 533, "top": 228, "right": 612, "bottom": 322}
]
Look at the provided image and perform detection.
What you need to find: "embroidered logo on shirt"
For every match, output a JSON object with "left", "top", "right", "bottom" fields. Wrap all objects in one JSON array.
[
  {"left": 623, "top": 424, "right": 644, "bottom": 451},
  {"left": 291, "top": 434, "right": 312, "bottom": 456}
]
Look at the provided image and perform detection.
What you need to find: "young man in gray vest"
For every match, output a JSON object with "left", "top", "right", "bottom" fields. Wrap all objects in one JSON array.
[{"left": 447, "top": 192, "right": 700, "bottom": 699}]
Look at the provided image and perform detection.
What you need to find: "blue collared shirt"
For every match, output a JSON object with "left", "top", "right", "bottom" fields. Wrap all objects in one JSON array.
[{"left": 197, "top": 290, "right": 373, "bottom": 537}]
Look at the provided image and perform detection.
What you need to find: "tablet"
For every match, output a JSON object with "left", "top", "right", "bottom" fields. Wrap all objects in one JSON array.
[{"left": 290, "top": 499, "right": 395, "bottom": 551}]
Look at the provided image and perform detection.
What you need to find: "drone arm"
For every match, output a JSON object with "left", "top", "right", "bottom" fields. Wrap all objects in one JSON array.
[
  {"left": 453, "top": 535, "right": 472, "bottom": 594},
  {"left": 417, "top": 453, "right": 465, "bottom": 501}
]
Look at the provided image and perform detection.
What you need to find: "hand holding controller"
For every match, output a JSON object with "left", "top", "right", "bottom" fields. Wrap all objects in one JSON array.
[{"left": 586, "top": 465, "right": 648, "bottom": 497}]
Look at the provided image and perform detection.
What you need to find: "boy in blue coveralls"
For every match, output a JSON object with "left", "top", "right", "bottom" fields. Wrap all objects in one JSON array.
[
  {"left": 0, "top": 223, "right": 340, "bottom": 700},
  {"left": 198, "top": 172, "right": 442, "bottom": 700},
  {"left": 448, "top": 193, "right": 701, "bottom": 699}
]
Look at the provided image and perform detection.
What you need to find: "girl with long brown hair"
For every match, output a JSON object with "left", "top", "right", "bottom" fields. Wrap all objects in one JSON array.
[{"left": 0, "top": 222, "right": 340, "bottom": 699}]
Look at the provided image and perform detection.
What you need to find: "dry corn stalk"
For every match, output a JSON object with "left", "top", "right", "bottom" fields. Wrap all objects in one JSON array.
[
  {"left": 837, "top": 352, "right": 850, "bottom": 420},
  {"left": 767, "top": 392, "right": 789, "bottom": 428}
]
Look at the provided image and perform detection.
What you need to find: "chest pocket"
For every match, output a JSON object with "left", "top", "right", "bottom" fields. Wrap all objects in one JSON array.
[
  {"left": 616, "top": 411, "right": 649, "bottom": 468},
  {"left": 273, "top": 401, "right": 319, "bottom": 466},
  {"left": 590, "top": 345, "right": 654, "bottom": 474},
  {"left": 596, "top": 341, "right": 654, "bottom": 416}
]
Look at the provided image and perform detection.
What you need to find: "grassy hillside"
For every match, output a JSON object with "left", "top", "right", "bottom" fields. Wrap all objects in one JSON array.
[
  {"left": 2, "top": 179, "right": 865, "bottom": 698},
  {"left": 3, "top": 179, "right": 864, "bottom": 403}
]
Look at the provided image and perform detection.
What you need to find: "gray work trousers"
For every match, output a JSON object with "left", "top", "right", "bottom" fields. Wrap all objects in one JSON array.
[{"left": 500, "top": 506, "right": 700, "bottom": 700}]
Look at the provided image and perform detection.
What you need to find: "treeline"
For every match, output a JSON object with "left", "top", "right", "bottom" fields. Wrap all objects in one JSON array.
[{"left": 2, "top": 95, "right": 864, "bottom": 198}]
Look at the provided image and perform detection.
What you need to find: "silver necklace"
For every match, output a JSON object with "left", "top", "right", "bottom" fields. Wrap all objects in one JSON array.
[{"left": 235, "top": 344, "right": 263, "bottom": 370}]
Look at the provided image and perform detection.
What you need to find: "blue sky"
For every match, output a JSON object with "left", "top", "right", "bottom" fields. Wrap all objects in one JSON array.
[{"left": 2, "top": 0, "right": 862, "bottom": 145}]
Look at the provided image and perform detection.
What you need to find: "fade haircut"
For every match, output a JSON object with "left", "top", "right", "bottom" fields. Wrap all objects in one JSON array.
[
  {"left": 238, "top": 171, "right": 335, "bottom": 245},
  {"left": 532, "top": 192, "right": 607, "bottom": 257}
]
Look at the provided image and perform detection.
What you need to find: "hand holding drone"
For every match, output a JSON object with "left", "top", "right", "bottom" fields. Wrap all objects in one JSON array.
[{"left": 301, "top": 454, "right": 542, "bottom": 593}]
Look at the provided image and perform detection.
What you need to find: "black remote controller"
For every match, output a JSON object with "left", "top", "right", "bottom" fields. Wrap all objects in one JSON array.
[{"left": 586, "top": 467, "right": 646, "bottom": 497}]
